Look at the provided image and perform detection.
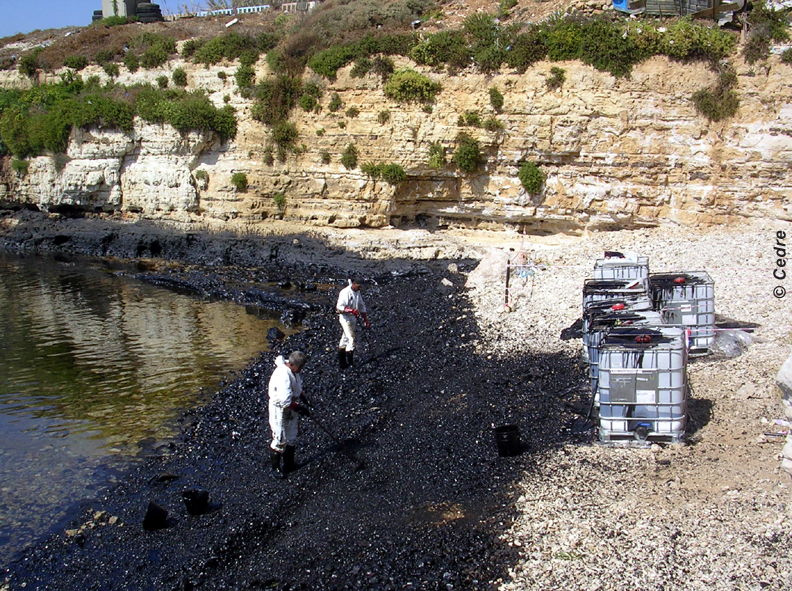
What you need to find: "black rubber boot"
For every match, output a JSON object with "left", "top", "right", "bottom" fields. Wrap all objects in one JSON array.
[
  {"left": 338, "top": 348, "right": 349, "bottom": 370},
  {"left": 270, "top": 450, "right": 285, "bottom": 480},
  {"left": 283, "top": 445, "right": 297, "bottom": 473},
  {"left": 345, "top": 350, "right": 354, "bottom": 368}
]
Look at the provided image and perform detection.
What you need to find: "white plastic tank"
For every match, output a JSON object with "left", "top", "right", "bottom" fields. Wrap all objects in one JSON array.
[
  {"left": 597, "top": 326, "right": 687, "bottom": 442},
  {"left": 650, "top": 271, "right": 715, "bottom": 354},
  {"left": 583, "top": 279, "right": 649, "bottom": 310},
  {"left": 593, "top": 253, "right": 649, "bottom": 284},
  {"left": 585, "top": 310, "right": 663, "bottom": 382}
]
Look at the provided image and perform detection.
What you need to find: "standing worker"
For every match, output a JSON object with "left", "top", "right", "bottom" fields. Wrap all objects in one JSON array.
[
  {"left": 268, "top": 351, "right": 311, "bottom": 480},
  {"left": 336, "top": 277, "right": 370, "bottom": 369}
]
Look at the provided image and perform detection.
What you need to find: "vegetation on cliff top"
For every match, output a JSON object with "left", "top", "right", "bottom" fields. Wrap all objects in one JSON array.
[
  {"left": 0, "top": 1, "right": 788, "bottom": 162},
  {"left": 0, "top": 75, "right": 236, "bottom": 159}
]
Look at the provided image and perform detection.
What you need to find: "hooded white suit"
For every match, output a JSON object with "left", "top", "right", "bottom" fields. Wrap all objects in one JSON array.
[{"left": 268, "top": 355, "right": 303, "bottom": 452}]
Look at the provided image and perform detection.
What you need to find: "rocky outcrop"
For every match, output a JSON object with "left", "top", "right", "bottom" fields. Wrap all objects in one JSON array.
[{"left": 2, "top": 51, "right": 791, "bottom": 232}]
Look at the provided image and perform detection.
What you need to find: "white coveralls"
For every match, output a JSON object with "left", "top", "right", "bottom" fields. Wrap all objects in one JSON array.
[
  {"left": 268, "top": 355, "right": 303, "bottom": 452},
  {"left": 336, "top": 281, "right": 367, "bottom": 352}
]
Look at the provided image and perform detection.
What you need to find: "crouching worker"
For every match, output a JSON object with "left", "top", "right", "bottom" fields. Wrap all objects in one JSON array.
[{"left": 268, "top": 351, "right": 311, "bottom": 480}]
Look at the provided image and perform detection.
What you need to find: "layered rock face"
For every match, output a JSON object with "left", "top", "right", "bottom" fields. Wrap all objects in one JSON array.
[{"left": 2, "top": 52, "right": 791, "bottom": 232}]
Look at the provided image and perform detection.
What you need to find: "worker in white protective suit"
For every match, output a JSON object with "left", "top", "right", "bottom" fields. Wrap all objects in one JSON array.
[
  {"left": 267, "top": 351, "right": 311, "bottom": 480},
  {"left": 335, "top": 278, "right": 370, "bottom": 369}
]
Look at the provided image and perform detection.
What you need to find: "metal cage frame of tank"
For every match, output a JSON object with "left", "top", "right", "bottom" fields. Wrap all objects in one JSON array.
[
  {"left": 596, "top": 327, "right": 688, "bottom": 444},
  {"left": 650, "top": 270, "right": 715, "bottom": 355}
]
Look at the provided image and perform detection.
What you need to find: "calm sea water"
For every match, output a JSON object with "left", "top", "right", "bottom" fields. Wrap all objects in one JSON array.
[{"left": 0, "top": 253, "right": 287, "bottom": 567}]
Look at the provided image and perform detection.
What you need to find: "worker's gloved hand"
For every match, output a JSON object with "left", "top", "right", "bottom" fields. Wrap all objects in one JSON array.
[
  {"left": 289, "top": 401, "right": 311, "bottom": 417},
  {"left": 361, "top": 312, "right": 370, "bottom": 329},
  {"left": 344, "top": 306, "right": 360, "bottom": 318}
]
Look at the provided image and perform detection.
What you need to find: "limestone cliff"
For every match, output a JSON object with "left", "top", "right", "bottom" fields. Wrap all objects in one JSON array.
[{"left": 1, "top": 50, "right": 790, "bottom": 233}]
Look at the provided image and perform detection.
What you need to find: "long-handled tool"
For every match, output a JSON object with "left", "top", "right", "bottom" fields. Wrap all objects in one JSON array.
[{"left": 308, "top": 413, "right": 365, "bottom": 471}]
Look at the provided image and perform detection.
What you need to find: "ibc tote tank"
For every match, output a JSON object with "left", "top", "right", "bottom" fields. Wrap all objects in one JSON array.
[{"left": 597, "top": 326, "right": 687, "bottom": 443}]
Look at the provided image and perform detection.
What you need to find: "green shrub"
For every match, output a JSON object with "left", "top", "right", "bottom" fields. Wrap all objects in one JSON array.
[
  {"left": 133, "top": 33, "right": 177, "bottom": 69},
  {"left": 338, "top": 120, "right": 347, "bottom": 129},
  {"left": 303, "top": 80, "right": 322, "bottom": 99},
  {"left": 94, "top": 49, "right": 115, "bottom": 64},
  {"left": 272, "top": 120, "right": 298, "bottom": 150},
  {"left": 141, "top": 46, "right": 169, "bottom": 69},
  {"left": 98, "top": 16, "right": 131, "bottom": 27},
  {"left": 360, "top": 162, "right": 406, "bottom": 184},
  {"left": 544, "top": 19, "right": 585, "bottom": 63},
  {"left": 361, "top": 161, "right": 380, "bottom": 178},
  {"left": 0, "top": 79, "right": 237, "bottom": 157},
  {"left": 691, "top": 67, "right": 740, "bottom": 122},
  {"left": 489, "top": 87, "right": 504, "bottom": 112},
  {"left": 182, "top": 39, "right": 202, "bottom": 59},
  {"left": 103, "top": 62, "right": 120, "bottom": 78},
  {"left": 273, "top": 192, "right": 286, "bottom": 211},
  {"left": 11, "top": 158, "right": 28, "bottom": 176},
  {"left": 345, "top": 106, "right": 360, "bottom": 118},
  {"left": 235, "top": 64, "right": 255, "bottom": 89},
  {"left": 506, "top": 28, "right": 548, "bottom": 73},
  {"left": 308, "top": 44, "right": 357, "bottom": 78},
  {"left": 299, "top": 93, "right": 317, "bottom": 111},
  {"left": 380, "top": 163, "right": 406, "bottom": 184},
  {"left": 123, "top": 52, "right": 139, "bottom": 73},
  {"left": 134, "top": 86, "right": 237, "bottom": 141},
  {"left": 518, "top": 162, "right": 544, "bottom": 194},
  {"left": 744, "top": 35, "right": 772, "bottom": 65},
  {"left": 452, "top": 132, "right": 481, "bottom": 173},
  {"left": 458, "top": 111, "right": 481, "bottom": 127},
  {"left": 64, "top": 55, "right": 88, "bottom": 70},
  {"left": 547, "top": 66, "right": 565, "bottom": 90},
  {"left": 341, "top": 143, "right": 358, "bottom": 169},
  {"left": 328, "top": 93, "right": 343, "bottom": 112},
  {"left": 239, "top": 50, "right": 259, "bottom": 68},
  {"left": 577, "top": 18, "right": 643, "bottom": 78},
  {"left": 194, "top": 169, "right": 209, "bottom": 182},
  {"left": 410, "top": 31, "right": 471, "bottom": 69},
  {"left": 782, "top": 48, "right": 792, "bottom": 64},
  {"left": 218, "top": 71, "right": 228, "bottom": 82},
  {"left": 475, "top": 45, "right": 506, "bottom": 73},
  {"left": 231, "top": 172, "right": 248, "bottom": 192},
  {"left": 193, "top": 32, "right": 261, "bottom": 65},
  {"left": 464, "top": 12, "right": 499, "bottom": 47},
  {"left": 383, "top": 69, "right": 442, "bottom": 103},
  {"left": 321, "top": 150, "right": 331, "bottom": 164},
  {"left": 659, "top": 18, "right": 735, "bottom": 62},
  {"left": 744, "top": 0, "right": 790, "bottom": 63},
  {"left": 378, "top": 110, "right": 391, "bottom": 124},
  {"left": 18, "top": 52, "right": 40, "bottom": 78},
  {"left": 251, "top": 75, "right": 302, "bottom": 125},
  {"left": 172, "top": 67, "right": 188, "bottom": 87},
  {"left": 372, "top": 56, "right": 395, "bottom": 80},
  {"left": 263, "top": 148, "right": 274, "bottom": 165},
  {"left": 427, "top": 142, "right": 445, "bottom": 170},
  {"left": 350, "top": 57, "right": 372, "bottom": 78},
  {"left": 157, "top": 75, "right": 169, "bottom": 89},
  {"left": 483, "top": 117, "right": 504, "bottom": 132}
]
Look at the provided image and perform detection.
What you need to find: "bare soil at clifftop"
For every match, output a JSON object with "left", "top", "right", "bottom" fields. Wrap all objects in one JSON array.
[{"left": 1, "top": 212, "right": 790, "bottom": 590}]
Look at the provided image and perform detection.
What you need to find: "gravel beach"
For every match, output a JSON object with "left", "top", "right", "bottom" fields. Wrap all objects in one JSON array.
[
  {"left": 1, "top": 212, "right": 790, "bottom": 590},
  {"left": 464, "top": 221, "right": 792, "bottom": 591}
]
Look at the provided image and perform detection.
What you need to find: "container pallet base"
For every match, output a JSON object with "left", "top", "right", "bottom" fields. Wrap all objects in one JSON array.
[
  {"left": 597, "top": 430, "right": 685, "bottom": 445},
  {"left": 688, "top": 347, "right": 710, "bottom": 358}
]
